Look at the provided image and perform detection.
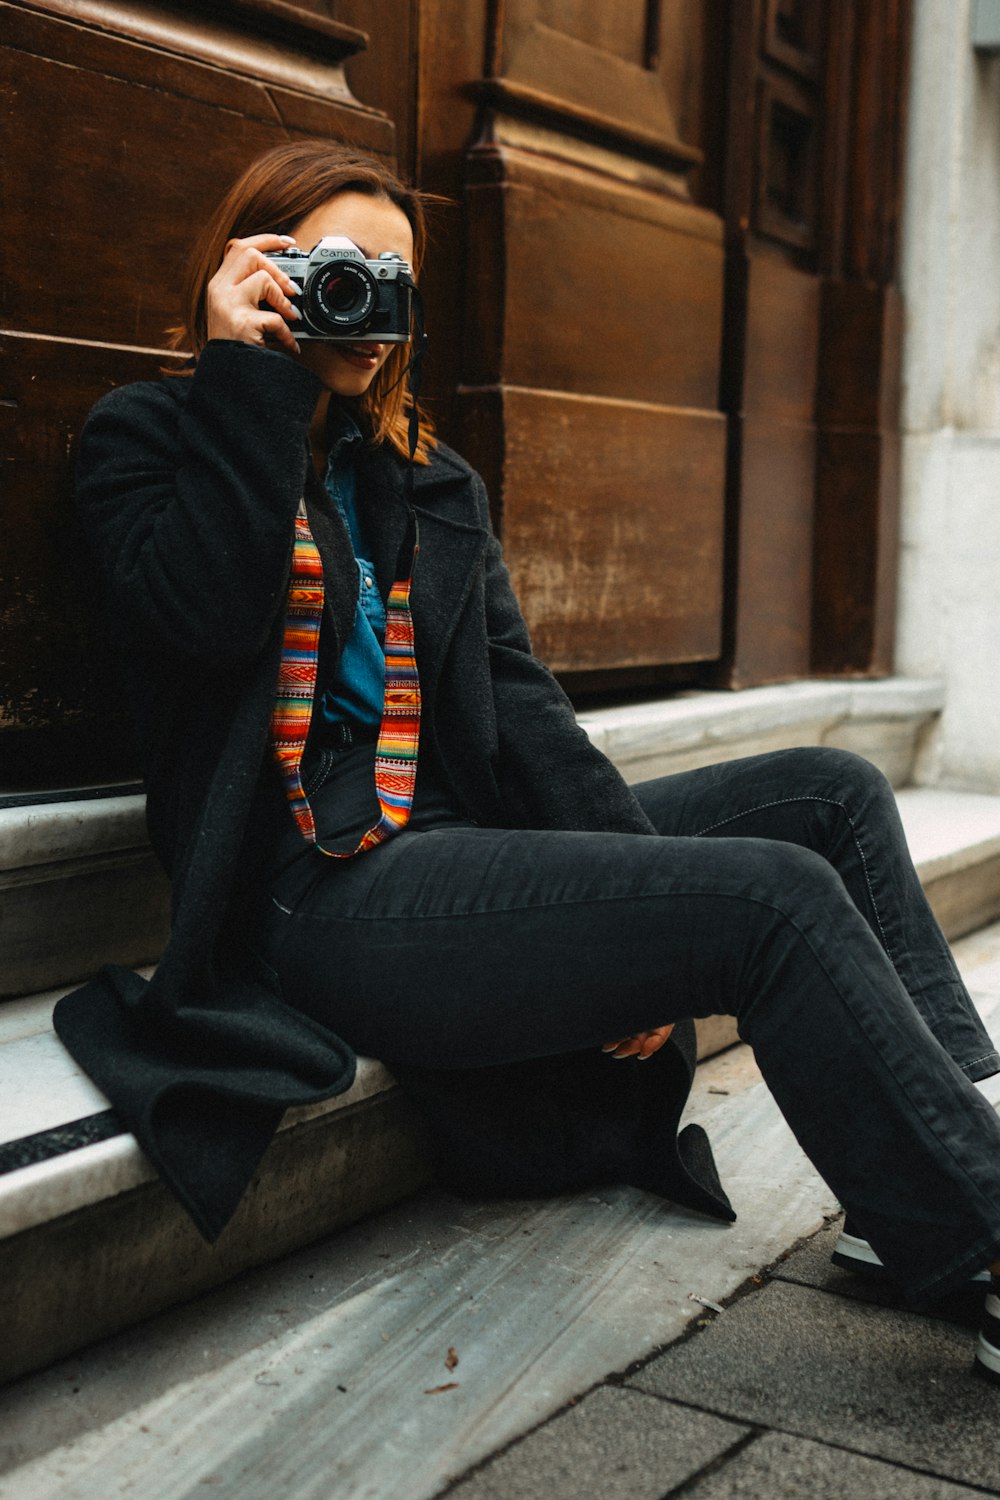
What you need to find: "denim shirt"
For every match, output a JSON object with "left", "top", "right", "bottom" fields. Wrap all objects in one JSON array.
[{"left": 316, "top": 411, "right": 386, "bottom": 731}]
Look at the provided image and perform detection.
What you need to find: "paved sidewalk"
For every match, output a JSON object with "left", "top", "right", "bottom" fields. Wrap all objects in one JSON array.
[{"left": 441, "top": 1215, "right": 1000, "bottom": 1499}]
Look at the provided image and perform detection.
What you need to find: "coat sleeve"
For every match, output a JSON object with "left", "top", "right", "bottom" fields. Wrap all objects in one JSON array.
[
  {"left": 473, "top": 474, "right": 657, "bottom": 836},
  {"left": 76, "top": 342, "right": 325, "bottom": 663}
]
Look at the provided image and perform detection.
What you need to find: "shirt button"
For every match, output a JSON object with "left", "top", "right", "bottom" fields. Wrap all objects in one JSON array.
[{"left": 364, "top": 575, "right": 374, "bottom": 589}]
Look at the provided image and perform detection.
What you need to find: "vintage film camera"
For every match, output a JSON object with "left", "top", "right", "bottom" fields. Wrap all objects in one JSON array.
[{"left": 264, "top": 236, "right": 413, "bottom": 341}]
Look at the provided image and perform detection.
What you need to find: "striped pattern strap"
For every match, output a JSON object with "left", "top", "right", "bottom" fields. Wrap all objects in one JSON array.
[{"left": 270, "top": 507, "right": 420, "bottom": 857}]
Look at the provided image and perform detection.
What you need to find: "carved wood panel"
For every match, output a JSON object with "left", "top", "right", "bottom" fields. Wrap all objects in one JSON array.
[
  {"left": 454, "top": 0, "right": 728, "bottom": 678},
  {"left": 497, "top": 392, "right": 725, "bottom": 671}
]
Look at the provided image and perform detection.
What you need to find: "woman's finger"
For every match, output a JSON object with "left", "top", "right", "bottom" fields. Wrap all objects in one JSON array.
[
  {"left": 250, "top": 268, "right": 301, "bottom": 322},
  {"left": 602, "top": 1023, "right": 676, "bottom": 1059},
  {"left": 222, "top": 232, "right": 298, "bottom": 261},
  {"left": 206, "top": 263, "right": 302, "bottom": 350},
  {"left": 602, "top": 1035, "right": 642, "bottom": 1053},
  {"left": 637, "top": 1024, "right": 675, "bottom": 1059},
  {"left": 256, "top": 311, "right": 300, "bottom": 355},
  {"left": 216, "top": 247, "right": 300, "bottom": 301}
]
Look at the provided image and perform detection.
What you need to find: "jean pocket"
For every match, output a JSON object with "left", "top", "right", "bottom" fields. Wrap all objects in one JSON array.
[{"left": 302, "top": 747, "right": 336, "bottom": 797}]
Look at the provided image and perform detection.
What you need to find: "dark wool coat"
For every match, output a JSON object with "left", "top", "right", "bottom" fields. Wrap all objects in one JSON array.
[{"left": 54, "top": 341, "right": 734, "bottom": 1241}]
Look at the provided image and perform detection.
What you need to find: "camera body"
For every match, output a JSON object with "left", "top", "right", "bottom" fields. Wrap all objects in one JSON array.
[{"left": 264, "top": 236, "right": 413, "bottom": 342}]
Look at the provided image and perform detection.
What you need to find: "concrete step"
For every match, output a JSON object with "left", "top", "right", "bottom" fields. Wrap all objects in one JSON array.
[
  {"left": 0, "top": 676, "right": 943, "bottom": 999},
  {"left": 896, "top": 785, "right": 1000, "bottom": 940},
  {"left": 0, "top": 792, "right": 169, "bottom": 999},
  {"left": 3, "top": 782, "right": 1000, "bottom": 1389},
  {"left": 2, "top": 922, "right": 999, "bottom": 1499},
  {"left": 0, "top": 989, "right": 429, "bottom": 1386},
  {"left": 578, "top": 674, "right": 945, "bottom": 789}
]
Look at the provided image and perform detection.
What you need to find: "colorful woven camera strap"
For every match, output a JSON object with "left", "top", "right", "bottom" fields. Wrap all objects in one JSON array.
[{"left": 270, "top": 506, "right": 420, "bottom": 856}]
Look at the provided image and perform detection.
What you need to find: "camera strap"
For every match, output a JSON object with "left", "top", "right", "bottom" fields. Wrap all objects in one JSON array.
[{"left": 269, "top": 279, "right": 428, "bottom": 859}]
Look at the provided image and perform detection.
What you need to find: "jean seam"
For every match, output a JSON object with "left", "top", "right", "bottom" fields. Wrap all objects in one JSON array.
[
  {"left": 302, "top": 748, "right": 334, "bottom": 798},
  {"left": 693, "top": 795, "right": 896, "bottom": 967},
  {"left": 272, "top": 884, "right": 796, "bottom": 925},
  {"left": 963, "top": 1050, "right": 1000, "bottom": 1070}
]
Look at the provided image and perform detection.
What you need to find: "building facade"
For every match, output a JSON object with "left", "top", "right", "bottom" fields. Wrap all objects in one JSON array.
[{"left": 898, "top": 0, "right": 1000, "bottom": 792}]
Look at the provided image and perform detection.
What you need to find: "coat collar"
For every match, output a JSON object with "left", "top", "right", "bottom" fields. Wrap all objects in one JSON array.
[{"left": 353, "top": 440, "right": 489, "bottom": 692}]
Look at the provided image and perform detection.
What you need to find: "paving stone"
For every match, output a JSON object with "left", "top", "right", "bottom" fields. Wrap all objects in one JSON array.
[
  {"left": 683, "top": 1431, "right": 993, "bottom": 1500},
  {"left": 444, "top": 1385, "right": 746, "bottom": 1500},
  {"left": 629, "top": 1280, "right": 1000, "bottom": 1490}
]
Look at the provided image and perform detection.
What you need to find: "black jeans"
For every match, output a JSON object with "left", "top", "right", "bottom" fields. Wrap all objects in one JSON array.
[{"left": 260, "top": 745, "right": 1000, "bottom": 1301}]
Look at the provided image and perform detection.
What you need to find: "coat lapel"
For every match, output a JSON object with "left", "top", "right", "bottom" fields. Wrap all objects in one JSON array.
[
  {"left": 354, "top": 444, "right": 488, "bottom": 693},
  {"left": 303, "top": 463, "right": 356, "bottom": 661},
  {"left": 354, "top": 449, "right": 411, "bottom": 605},
  {"left": 408, "top": 512, "right": 488, "bottom": 695}
]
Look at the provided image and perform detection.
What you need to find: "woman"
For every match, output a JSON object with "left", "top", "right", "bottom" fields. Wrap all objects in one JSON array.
[{"left": 55, "top": 141, "right": 1000, "bottom": 1383}]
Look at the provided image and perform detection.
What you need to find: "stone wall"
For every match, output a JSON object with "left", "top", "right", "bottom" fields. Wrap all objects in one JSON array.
[{"left": 897, "top": 0, "right": 1000, "bottom": 790}]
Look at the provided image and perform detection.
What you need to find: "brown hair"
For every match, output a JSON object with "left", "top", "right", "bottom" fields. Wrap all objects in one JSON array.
[{"left": 168, "top": 140, "right": 435, "bottom": 461}]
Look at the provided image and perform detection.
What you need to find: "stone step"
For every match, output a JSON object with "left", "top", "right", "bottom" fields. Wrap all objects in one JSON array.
[
  {"left": 0, "top": 989, "right": 429, "bottom": 1386},
  {"left": 0, "top": 676, "right": 943, "bottom": 999},
  {"left": 3, "top": 922, "right": 999, "bottom": 1499},
  {"left": 577, "top": 674, "right": 945, "bottom": 789},
  {"left": 3, "top": 780, "right": 1000, "bottom": 1388},
  {"left": 0, "top": 791, "right": 169, "bottom": 1000},
  {"left": 896, "top": 785, "right": 1000, "bottom": 940}
]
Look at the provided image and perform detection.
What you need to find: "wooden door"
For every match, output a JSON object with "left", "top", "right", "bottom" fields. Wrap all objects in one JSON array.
[{"left": 0, "top": 0, "right": 911, "bottom": 791}]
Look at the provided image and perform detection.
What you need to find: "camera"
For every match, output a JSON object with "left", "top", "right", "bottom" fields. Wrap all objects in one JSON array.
[{"left": 263, "top": 236, "right": 413, "bottom": 341}]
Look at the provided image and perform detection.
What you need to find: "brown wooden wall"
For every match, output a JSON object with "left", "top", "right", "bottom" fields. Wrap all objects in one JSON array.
[{"left": 1, "top": 0, "right": 911, "bottom": 790}]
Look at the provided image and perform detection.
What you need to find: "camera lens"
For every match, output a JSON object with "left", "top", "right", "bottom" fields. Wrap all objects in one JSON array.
[
  {"left": 326, "top": 278, "right": 361, "bottom": 314},
  {"left": 307, "top": 260, "right": 376, "bottom": 335}
]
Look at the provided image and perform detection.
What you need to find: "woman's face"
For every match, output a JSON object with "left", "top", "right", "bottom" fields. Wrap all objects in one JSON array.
[{"left": 288, "top": 191, "right": 415, "bottom": 398}]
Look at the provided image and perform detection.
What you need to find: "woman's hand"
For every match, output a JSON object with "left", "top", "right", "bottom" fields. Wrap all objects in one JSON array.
[
  {"left": 205, "top": 233, "right": 303, "bottom": 355},
  {"left": 602, "top": 1023, "right": 675, "bottom": 1060}
]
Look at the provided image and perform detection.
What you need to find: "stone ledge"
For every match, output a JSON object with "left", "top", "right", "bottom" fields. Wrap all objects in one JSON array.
[
  {"left": 0, "top": 851, "right": 170, "bottom": 999},
  {"left": 0, "top": 991, "right": 399, "bottom": 1239},
  {"left": 0, "top": 1018, "right": 423, "bottom": 1385},
  {"left": 1, "top": 1086, "right": 429, "bottom": 1386},
  {"left": 0, "top": 795, "right": 150, "bottom": 874},
  {"left": 899, "top": 787, "right": 1000, "bottom": 941},
  {"left": 578, "top": 676, "right": 945, "bottom": 787},
  {"left": 0, "top": 798, "right": 171, "bottom": 999}
]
